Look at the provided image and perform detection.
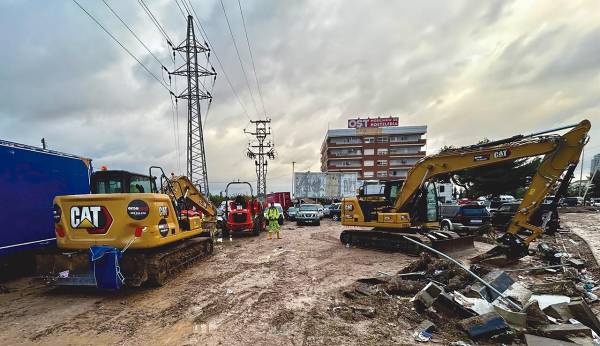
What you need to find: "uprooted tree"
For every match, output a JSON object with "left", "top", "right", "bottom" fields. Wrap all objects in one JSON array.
[{"left": 437, "top": 141, "right": 542, "bottom": 199}]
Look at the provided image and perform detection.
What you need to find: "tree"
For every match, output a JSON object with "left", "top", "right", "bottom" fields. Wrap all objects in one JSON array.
[
  {"left": 452, "top": 158, "right": 542, "bottom": 199},
  {"left": 436, "top": 141, "right": 542, "bottom": 199}
]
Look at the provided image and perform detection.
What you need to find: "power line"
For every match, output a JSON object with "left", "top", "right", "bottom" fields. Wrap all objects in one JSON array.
[
  {"left": 183, "top": 0, "right": 251, "bottom": 121},
  {"left": 137, "top": 0, "right": 174, "bottom": 48},
  {"left": 237, "top": 0, "right": 267, "bottom": 118},
  {"left": 219, "top": 0, "right": 260, "bottom": 118},
  {"left": 173, "top": 0, "right": 189, "bottom": 20},
  {"left": 101, "top": 0, "right": 166, "bottom": 68},
  {"left": 71, "top": 0, "right": 172, "bottom": 93}
]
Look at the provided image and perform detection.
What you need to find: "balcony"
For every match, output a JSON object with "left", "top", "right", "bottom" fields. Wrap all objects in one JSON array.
[
  {"left": 329, "top": 150, "right": 362, "bottom": 157},
  {"left": 389, "top": 139, "right": 426, "bottom": 146},
  {"left": 328, "top": 138, "right": 362, "bottom": 145},
  {"left": 328, "top": 160, "right": 362, "bottom": 168},
  {"left": 389, "top": 150, "right": 426, "bottom": 157}
]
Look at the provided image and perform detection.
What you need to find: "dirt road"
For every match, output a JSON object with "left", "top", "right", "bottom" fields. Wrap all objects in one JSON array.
[
  {"left": 0, "top": 220, "right": 421, "bottom": 345},
  {"left": 562, "top": 212, "right": 600, "bottom": 265}
]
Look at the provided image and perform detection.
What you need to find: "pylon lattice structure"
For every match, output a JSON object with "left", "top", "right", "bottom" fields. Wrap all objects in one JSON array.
[
  {"left": 245, "top": 119, "right": 276, "bottom": 201},
  {"left": 171, "top": 15, "right": 216, "bottom": 194}
]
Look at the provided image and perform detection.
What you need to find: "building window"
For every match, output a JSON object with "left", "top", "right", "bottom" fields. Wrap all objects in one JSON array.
[
  {"left": 363, "top": 160, "right": 374, "bottom": 167},
  {"left": 377, "top": 148, "right": 388, "bottom": 155},
  {"left": 377, "top": 160, "right": 388, "bottom": 167},
  {"left": 363, "top": 171, "right": 374, "bottom": 178},
  {"left": 377, "top": 171, "right": 388, "bottom": 177},
  {"left": 390, "top": 170, "right": 407, "bottom": 177},
  {"left": 364, "top": 137, "right": 375, "bottom": 143},
  {"left": 376, "top": 136, "right": 388, "bottom": 143},
  {"left": 364, "top": 148, "right": 374, "bottom": 155},
  {"left": 439, "top": 185, "right": 445, "bottom": 193}
]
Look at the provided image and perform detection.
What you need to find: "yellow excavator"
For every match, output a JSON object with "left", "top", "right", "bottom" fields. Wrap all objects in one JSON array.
[
  {"left": 40, "top": 166, "right": 216, "bottom": 287},
  {"left": 340, "top": 119, "right": 591, "bottom": 262}
]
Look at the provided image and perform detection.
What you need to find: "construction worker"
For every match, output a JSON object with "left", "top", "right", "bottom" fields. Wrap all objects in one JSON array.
[{"left": 266, "top": 202, "right": 281, "bottom": 240}]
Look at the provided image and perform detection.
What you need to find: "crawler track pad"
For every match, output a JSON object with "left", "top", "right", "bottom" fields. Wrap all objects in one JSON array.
[{"left": 340, "top": 229, "right": 474, "bottom": 255}]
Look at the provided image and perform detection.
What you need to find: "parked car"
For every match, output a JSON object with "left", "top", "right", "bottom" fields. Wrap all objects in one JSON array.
[
  {"left": 561, "top": 197, "right": 584, "bottom": 207},
  {"left": 264, "top": 203, "right": 285, "bottom": 225},
  {"left": 322, "top": 204, "right": 332, "bottom": 217},
  {"left": 439, "top": 204, "right": 491, "bottom": 234},
  {"left": 287, "top": 206, "right": 298, "bottom": 221},
  {"left": 591, "top": 198, "right": 600, "bottom": 207},
  {"left": 329, "top": 203, "right": 341, "bottom": 221},
  {"left": 296, "top": 204, "right": 321, "bottom": 226},
  {"left": 317, "top": 204, "right": 325, "bottom": 219},
  {"left": 491, "top": 202, "right": 560, "bottom": 233},
  {"left": 490, "top": 203, "right": 520, "bottom": 232}
]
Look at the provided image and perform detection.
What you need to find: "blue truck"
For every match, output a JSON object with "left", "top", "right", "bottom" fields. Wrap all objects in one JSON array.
[{"left": 0, "top": 139, "right": 92, "bottom": 257}]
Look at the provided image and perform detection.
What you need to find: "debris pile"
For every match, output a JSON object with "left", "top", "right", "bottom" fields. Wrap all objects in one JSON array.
[{"left": 340, "top": 250, "right": 600, "bottom": 345}]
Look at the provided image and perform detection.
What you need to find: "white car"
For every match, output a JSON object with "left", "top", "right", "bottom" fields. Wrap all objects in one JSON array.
[{"left": 317, "top": 204, "right": 324, "bottom": 219}]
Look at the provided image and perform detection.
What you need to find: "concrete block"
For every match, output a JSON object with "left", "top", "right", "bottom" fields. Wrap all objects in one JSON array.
[
  {"left": 503, "top": 282, "right": 532, "bottom": 306},
  {"left": 433, "top": 292, "right": 477, "bottom": 318},
  {"left": 523, "top": 300, "right": 552, "bottom": 327},
  {"left": 457, "top": 312, "right": 509, "bottom": 340},
  {"left": 524, "top": 334, "right": 578, "bottom": 346},
  {"left": 567, "top": 299, "right": 600, "bottom": 335},
  {"left": 566, "top": 258, "right": 586, "bottom": 269},
  {"left": 411, "top": 282, "right": 443, "bottom": 310},
  {"left": 469, "top": 270, "right": 514, "bottom": 302},
  {"left": 538, "top": 324, "right": 593, "bottom": 339}
]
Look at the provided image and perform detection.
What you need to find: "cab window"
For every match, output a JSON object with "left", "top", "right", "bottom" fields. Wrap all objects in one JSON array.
[
  {"left": 130, "top": 176, "right": 152, "bottom": 193},
  {"left": 96, "top": 179, "right": 123, "bottom": 193}
]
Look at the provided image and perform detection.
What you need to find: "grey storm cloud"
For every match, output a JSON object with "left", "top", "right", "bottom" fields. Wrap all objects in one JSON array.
[{"left": 1, "top": 0, "right": 599, "bottom": 194}]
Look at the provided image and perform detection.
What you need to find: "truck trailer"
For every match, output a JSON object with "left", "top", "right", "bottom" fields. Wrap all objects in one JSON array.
[
  {"left": 0, "top": 139, "right": 91, "bottom": 257},
  {"left": 266, "top": 192, "right": 292, "bottom": 211}
]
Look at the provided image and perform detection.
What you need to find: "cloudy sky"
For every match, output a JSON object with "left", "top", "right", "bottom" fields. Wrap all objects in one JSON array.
[{"left": 1, "top": 0, "right": 599, "bottom": 194}]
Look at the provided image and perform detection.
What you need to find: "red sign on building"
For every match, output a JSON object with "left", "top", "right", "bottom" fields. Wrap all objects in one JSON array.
[{"left": 347, "top": 117, "right": 399, "bottom": 128}]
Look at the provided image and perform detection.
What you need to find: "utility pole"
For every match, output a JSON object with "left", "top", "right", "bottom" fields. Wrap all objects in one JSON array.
[
  {"left": 171, "top": 15, "right": 216, "bottom": 194},
  {"left": 245, "top": 119, "right": 276, "bottom": 202},
  {"left": 578, "top": 147, "right": 585, "bottom": 196},
  {"left": 292, "top": 161, "right": 296, "bottom": 200}
]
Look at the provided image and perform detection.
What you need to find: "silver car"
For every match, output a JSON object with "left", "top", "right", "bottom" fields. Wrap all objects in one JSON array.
[{"left": 296, "top": 204, "right": 321, "bottom": 226}]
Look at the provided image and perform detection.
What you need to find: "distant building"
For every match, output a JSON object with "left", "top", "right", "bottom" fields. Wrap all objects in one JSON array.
[
  {"left": 592, "top": 153, "right": 600, "bottom": 175},
  {"left": 436, "top": 182, "right": 455, "bottom": 203},
  {"left": 320, "top": 118, "right": 426, "bottom": 182}
]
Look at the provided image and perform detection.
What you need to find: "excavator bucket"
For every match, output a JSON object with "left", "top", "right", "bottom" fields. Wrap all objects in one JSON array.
[
  {"left": 470, "top": 233, "right": 529, "bottom": 266},
  {"left": 425, "top": 231, "right": 475, "bottom": 254}
]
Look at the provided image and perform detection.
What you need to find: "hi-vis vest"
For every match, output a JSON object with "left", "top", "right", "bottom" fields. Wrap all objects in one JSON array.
[{"left": 267, "top": 207, "right": 279, "bottom": 220}]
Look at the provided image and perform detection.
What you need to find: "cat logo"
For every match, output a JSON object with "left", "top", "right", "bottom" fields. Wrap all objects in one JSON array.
[
  {"left": 158, "top": 205, "right": 169, "bottom": 217},
  {"left": 70, "top": 206, "right": 113, "bottom": 234},
  {"left": 493, "top": 149, "right": 510, "bottom": 159}
]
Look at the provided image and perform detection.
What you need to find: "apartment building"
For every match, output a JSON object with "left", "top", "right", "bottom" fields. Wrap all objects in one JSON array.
[{"left": 320, "top": 125, "right": 427, "bottom": 181}]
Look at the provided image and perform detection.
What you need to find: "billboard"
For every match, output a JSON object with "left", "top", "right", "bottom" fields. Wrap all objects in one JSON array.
[
  {"left": 294, "top": 172, "right": 358, "bottom": 199},
  {"left": 347, "top": 117, "right": 399, "bottom": 128}
]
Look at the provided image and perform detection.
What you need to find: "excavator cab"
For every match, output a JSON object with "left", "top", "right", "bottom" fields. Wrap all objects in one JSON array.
[{"left": 91, "top": 170, "right": 157, "bottom": 194}]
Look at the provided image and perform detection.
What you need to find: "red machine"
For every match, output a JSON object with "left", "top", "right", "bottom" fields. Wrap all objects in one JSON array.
[
  {"left": 266, "top": 192, "right": 292, "bottom": 211},
  {"left": 222, "top": 182, "right": 265, "bottom": 238}
]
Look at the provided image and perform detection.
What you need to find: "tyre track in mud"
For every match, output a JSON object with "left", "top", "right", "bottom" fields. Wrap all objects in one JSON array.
[{"left": 0, "top": 220, "right": 412, "bottom": 345}]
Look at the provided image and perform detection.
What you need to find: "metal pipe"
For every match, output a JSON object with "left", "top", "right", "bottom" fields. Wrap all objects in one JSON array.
[
  {"left": 526, "top": 123, "right": 578, "bottom": 137},
  {"left": 402, "top": 236, "right": 522, "bottom": 311}
]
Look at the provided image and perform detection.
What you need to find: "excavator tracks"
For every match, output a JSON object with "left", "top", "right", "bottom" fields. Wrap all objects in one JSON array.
[
  {"left": 121, "top": 237, "right": 214, "bottom": 287},
  {"left": 339, "top": 229, "right": 474, "bottom": 255}
]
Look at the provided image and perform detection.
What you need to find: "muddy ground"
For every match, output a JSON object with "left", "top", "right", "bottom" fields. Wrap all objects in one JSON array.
[{"left": 0, "top": 214, "right": 598, "bottom": 345}]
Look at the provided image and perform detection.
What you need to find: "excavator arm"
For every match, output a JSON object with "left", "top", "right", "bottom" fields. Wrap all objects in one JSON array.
[
  {"left": 394, "top": 119, "right": 590, "bottom": 261},
  {"left": 170, "top": 175, "right": 217, "bottom": 220}
]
